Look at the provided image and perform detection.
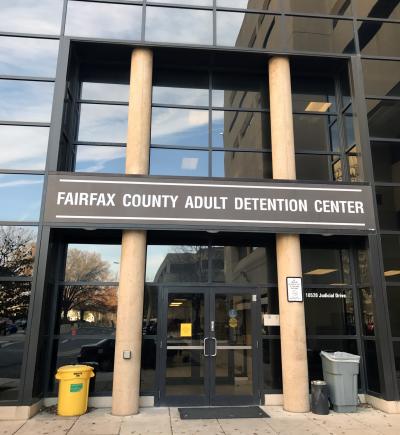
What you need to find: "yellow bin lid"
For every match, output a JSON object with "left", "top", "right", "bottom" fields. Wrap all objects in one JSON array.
[{"left": 55, "top": 365, "right": 95, "bottom": 380}]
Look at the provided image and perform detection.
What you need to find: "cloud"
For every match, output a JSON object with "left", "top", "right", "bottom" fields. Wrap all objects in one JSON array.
[{"left": 0, "top": 178, "right": 43, "bottom": 189}]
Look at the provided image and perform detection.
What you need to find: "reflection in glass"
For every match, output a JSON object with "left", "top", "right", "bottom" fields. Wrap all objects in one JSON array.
[
  {"left": 212, "top": 72, "right": 268, "bottom": 109},
  {"left": 146, "top": 7, "right": 213, "bottom": 45},
  {"left": 0, "top": 0, "right": 64, "bottom": 34},
  {"left": 381, "top": 235, "right": 400, "bottom": 282},
  {"left": 217, "top": 0, "right": 281, "bottom": 11},
  {"left": 0, "top": 226, "right": 37, "bottom": 277},
  {"left": 75, "top": 145, "right": 125, "bottom": 174},
  {"left": 285, "top": 17, "right": 355, "bottom": 54},
  {"left": 78, "top": 104, "right": 128, "bottom": 143},
  {"left": 263, "top": 339, "right": 282, "bottom": 391},
  {"left": 153, "top": 70, "right": 209, "bottom": 106},
  {"left": 217, "top": 12, "right": 282, "bottom": 50},
  {"left": 360, "top": 288, "right": 375, "bottom": 336},
  {"left": 293, "top": 115, "right": 337, "bottom": 152},
  {"left": 0, "top": 126, "right": 49, "bottom": 170},
  {"left": 305, "top": 289, "right": 355, "bottom": 335},
  {"left": 284, "top": 0, "right": 352, "bottom": 15},
  {"left": 0, "top": 80, "right": 54, "bottom": 123},
  {"left": 143, "top": 286, "right": 158, "bottom": 336},
  {"left": 362, "top": 60, "right": 400, "bottom": 98},
  {"left": 354, "top": 0, "right": 400, "bottom": 19},
  {"left": 65, "top": 1, "right": 142, "bottom": 40},
  {"left": 141, "top": 338, "right": 157, "bottom": 393},
  {"left": 212, "top": 151, "right": 272, "bottom": 179},
  {"left": 302, "top": 248, "right": 351, "bottom": 285},
  {"left": 376, "top": 186, "right": 400, "bottom": 231},
  {"left": 65, "top": 244, "right": 121, "bottom": 282},
  {"left": 150, "top": 148, "right": 208, "bottom": 177},
  {"left": 212, "top": 246, "right": 277, "bottom": 284},
  {"left": 295, "top": 154, "right": 336, "bottom": 181},
  {"left": 393, "top": 342, "right": 400, "bottom": 392},
  {"left": 357, "top": 250, "right": 370, "bottom": 284},
  {"left": 367, "top": 100, "right": 400, "bottom": 139},
  {"left": 0, "top": 174, "right": 43, "bottom": 221},
  {"left": 371, "top": 141, "right": 400, "bottom": 183},
  {"left": 146, "top": 245, "right": 209, "bottom": 282},
  {"left": 81, "top": 83, "right": 129, "bottom": 102},
  {"left": 212, "top": 111, "right": 270, "bottom": 149},
  {"left": 0, "top": 37, "right": 58, "bottom": 77},
  {"left": 387, "top": 286, "right": 400, "bottom": 337},
  {"left": 261, "top": 289, "right": 279, "bottom": 336},
  {"left": 151, "top": 107, "right": 209, "bottom": 147},
  {"left": 307, "top": 339, "right": 358, "bottom": 382},
  {"left": 0, "top": 282, "right": 31, "bottom": 400},
  {"left": 359, "top": 21, "right": 400, "bottom": 57}
]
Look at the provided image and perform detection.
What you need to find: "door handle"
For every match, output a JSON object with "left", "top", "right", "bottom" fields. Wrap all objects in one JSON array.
[
  {"left": 211, "top": 337, "right": 217, "bottom": 357},
  {"left": 203, "top": 337, "right": 209, "bottom": 356}
]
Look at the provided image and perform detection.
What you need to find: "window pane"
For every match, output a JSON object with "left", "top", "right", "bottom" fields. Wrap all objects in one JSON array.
[
  {"left": 364, "top": 340, "right": 381, "bottom": 393},
  {"left": 360, "top": 288, "right": 375, "bottom": 336},
  {"left": 81, "top": 83, "right": 129, "bottom": 102},
  {"left": 151, "top": 108, "right": 209, "bottom": 147},
  {"left": 387, "top": 287, "right": 400, "bottom": 336},
  {"left": 78, "top": 104, "right": 128, "bottom": 143},
  {"left": 357, "top": 249, "right": 370, "bottom": 284},
  {"left": 362, "top": 60, "right": 400, "bottom": 98},
  {"left": 217, "top": 12, "right": 282, "bottom": 50},
  {"left": 285, "top": 17, "right": 355, "bottom": 54},
  {"left": 66, "top": 1, "right": 142, "bottom": 40},
  {"left": 354, "top": 0, "right": 400, "bottom": 19},
  {"left": 146, "top": 7, "right": 213, "bottom": 45},
  {"left": 393, "top": 342, "right": 400, "bottom": 392},
  {"left": 359, "top": 21, "right": 400, "bottom": 57},
  {"left": 0, "top": 80, "right": 54, "bottom": 123},
  {"left": 371, "top": 141, "right": 400, "bottom": 183},
  {"left": 302, "top": 248, "right": 351, "bottom": 285},
  {"left": 294, "top": 115, "right": 338, "bottom": 152},
  {"left": 376, "top": 186, "right": 400, "bottom": 231},
  {"left": 381, "top": 235, "right": 400, "bottom": 282},
  {"left": 145, "top": 245, "right": 209, "bottom": 282},
  {"left": 292, "top": 76, "right": 336, "bottom": 113},
  {"left": 150, "top": 149, "right": 209, "bottom": 177},
  {"left": 0, "top": 37, "right": 58, "bottom": 77},
  {"left": 307, "top": 339, "right": 358, "bottom": 383},
  {"left": 212, "top": 111, "right": 270, "bottom": 149},
  {"left": 261, "top": 289, "right": 280, "bottom": 336},
  {"left": 212, "top": 72, "right": 268, "bottom": 109},
  {"left": 0, "top": 226, "right": 38, "bottom": 277},
  {"left": 65, "top": 244, "right": 121, "bottom": 282},
  {"left": 0, "top": 282, "right": 31, "bottom": 400},
  {"left": 141, "top": 338, "right": 157, "bottom": 394},
  {"left": 212, "top": 151, "right": 272, "bottom": 179},
  {"left": 153, "top": 70, "right": 209, "bottom": 106},
  {"left": 0, "top": 126, "right": 49, "bottom": 171},
  {"left": 283, "top": 0, "right": 352, "bottom": 15},
  {"left": 367, "top": 100, "right": 400, "bottom": 139},
  {"left": 217, "top": 0, "right": 281, "bottom": 11},
  {"left": 263, "top": 339, "right": 282, "bottom": 391},
  {"left": 75, "top": 146, "right": 126, "bottom": 174},
  {"left": 211, "top": 246, "right": 277, "bottom": 284},
  {"left": 295, "top": 154, "right": 337, "bottom": 181},
  {"left": 0, "top": 0, "right": 63, "bottom": 34},
  {"left": 143, "top": 286, "right": 158, "bottom": 335},
  {"left": 0, "top": 174, "right": 43, "bottom": 221}
]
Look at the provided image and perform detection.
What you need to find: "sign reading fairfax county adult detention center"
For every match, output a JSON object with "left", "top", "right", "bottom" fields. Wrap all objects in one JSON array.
[{"left": 44, "top": 174, "right": 376, "bottom": 233}]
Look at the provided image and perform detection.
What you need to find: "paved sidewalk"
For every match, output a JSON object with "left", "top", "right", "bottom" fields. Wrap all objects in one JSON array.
[{"left": 1, "top": 405, "right": 400, "bottom": 435}]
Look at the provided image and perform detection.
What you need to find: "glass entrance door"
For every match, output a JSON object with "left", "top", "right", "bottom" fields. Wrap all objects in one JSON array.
[{"left": 158, "top": 288, "right": 260, "bottom": 406}]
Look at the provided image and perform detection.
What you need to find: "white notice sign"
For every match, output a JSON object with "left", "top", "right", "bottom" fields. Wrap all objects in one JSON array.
[{"left": 287, "top": 277, "right": 303, "bottom": 302}]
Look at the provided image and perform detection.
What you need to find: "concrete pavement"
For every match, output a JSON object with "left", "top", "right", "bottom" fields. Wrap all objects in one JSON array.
[{"left": 1, "top": 405, "right": 400, "bottom": 435}]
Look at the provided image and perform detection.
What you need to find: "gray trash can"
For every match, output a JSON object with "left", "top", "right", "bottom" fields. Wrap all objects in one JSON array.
[{"left": 320, "top": 351, "right": 360, "bottom": 413}]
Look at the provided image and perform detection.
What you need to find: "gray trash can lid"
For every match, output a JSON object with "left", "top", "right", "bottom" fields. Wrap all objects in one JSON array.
[{"left": 320, "top": 351, "right": 360, "bottom": 363}]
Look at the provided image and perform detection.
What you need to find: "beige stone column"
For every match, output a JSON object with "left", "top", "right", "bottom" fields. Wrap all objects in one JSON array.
[
  {"left": 112, "top": 48, "right": 153, "bottom": 416},
  {"left": 268, "top": 56, "right": 310, "bottom": 413}
]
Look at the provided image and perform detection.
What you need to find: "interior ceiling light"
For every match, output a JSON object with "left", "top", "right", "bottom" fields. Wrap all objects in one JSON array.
[
  {"left": 305, "top": 102, "right": 332, "bottom": 112},
  {"left": 304, "top": 268, "right": 337, "bottom": 275},
  {"left": 384, "top": 270, "right": 400, "bottom": 277}
]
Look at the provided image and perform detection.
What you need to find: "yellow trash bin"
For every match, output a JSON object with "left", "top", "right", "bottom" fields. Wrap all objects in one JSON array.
[{"left": 55, "top": 365, "right": 94, "bottom": 416}]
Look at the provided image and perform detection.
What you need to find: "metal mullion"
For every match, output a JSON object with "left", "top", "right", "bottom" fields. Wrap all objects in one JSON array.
[
  {"left": 0, "top": 32, "right": 60, "bottom": 40},
  {"left": 212, "top": 0, "right": 216, "bottom": 47},
  {"left": 0, "top": 221, "right": 39, "bottom": 226},
  {"left": 0, "top": 277, "right": 33, "bottom": 283},
  {"left": 212, "top": 105, "right": 270, "bottom": 113},
  {"left": 0, "top": 169, "right": 45, "bottom": 175},
  {"left": 216, "top": 7, "right": 280, "bottom": 16},
  {"left": 146, "top": 2, "right": 213, "bottom": 11},
  {"left": 78, "top": 99, "right": 128, "bottom": 106},
  {"left": 73, "top": 0, "right": 144, "bottom": 5},
  {"left": 334, "top": 75, "right": 350, "bottom": 182},
  {"left": 75, "top": 141, "right": 127, "bottom": 147},
  {"left": 0, "top": 121, "right": 50, "bottom": 127},
  {"left": 60, "top": 0, "right": 68, "bottom": 36},
  {"left": 361, "top": 54, "right": 400, "bottom": 61},
  {"left": 356, "top": 16, "right": 400, "bottom": 25},
  {"left": 152, "top": 103, "right": 209, "bottom": 110},
  {"left": 294, "top": 150, "right": 340, "bottom": 156},
  {"left": 293, "top": 110, "right": 339, "bottom": 116},
  {"left": 0, "top": 75, "right": 55, "bottom": 82},
  {"left": 374, "top": 182, "right": 400, "bottom": 187},
  {"left": 303, "top": 284, "right": 353, "bottom": 289},
  {"left": 385, "top": 282, "right": 400, "bottom": 287},
  {"left": 151, "top": 144, "right": 208, "bottom": 151},
  {"left": 59, "top": 281, "right": 119, "bottom": 286},
  {"left": 208, "top": 70, "right": 212, "bottom": 176},
  {"left": 365, "top": 95, "right": 400, "bottom": 101},
  {"left": 211, "top": 147, "right": 272, "bottom": 153},
  {"left": 306, "top": 335, "right": 358, "bottom": 340},
  {"left": 370, "top": 137, "right": 400, "bottom": 143}
]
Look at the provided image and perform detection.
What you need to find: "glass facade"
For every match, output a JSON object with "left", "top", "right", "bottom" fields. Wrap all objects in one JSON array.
[{"left": 0, "top": 0, "right": 399, "bottom": 406}]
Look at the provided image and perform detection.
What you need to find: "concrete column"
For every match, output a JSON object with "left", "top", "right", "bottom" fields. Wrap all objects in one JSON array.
[
  {"left": 112, "top": 48, "right": 153, "bottom": 416},
  {"left": 268, "top": 56, "right": 310, "bottom": 413}
]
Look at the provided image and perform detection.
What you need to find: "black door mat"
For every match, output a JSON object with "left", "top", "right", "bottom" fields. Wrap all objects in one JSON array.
[{"left": 178, "top": 406, "right": 270, "bottom": 419}]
